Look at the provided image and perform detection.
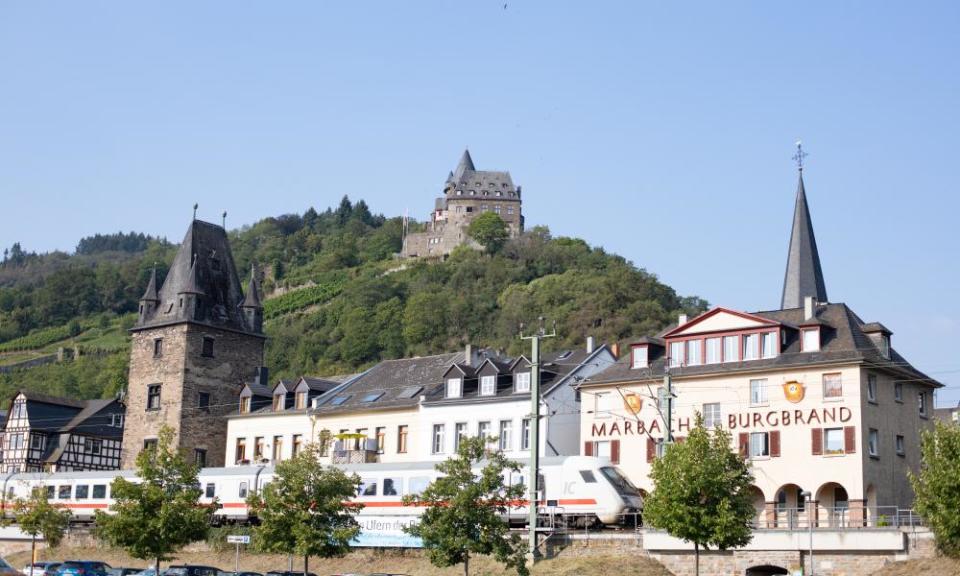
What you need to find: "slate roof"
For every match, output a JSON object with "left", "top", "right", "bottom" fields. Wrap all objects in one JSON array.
[
  {"left": 242, "top": 383, "right": 273, "bottom": 398},
  {"left": 134, "top": 219, "right": 262, "bottom": 335},
  {"left": 5, "top": 391, "right": 123, "bottom": 437},
  {"left": 583, "top": 303, "right": 940, "bottom": 388},
  {"left": 781, "top": 172, "right": 828, "bottom": 309},
  {"left": 445, "top": 149, "right": 518, "bottom": 198}
]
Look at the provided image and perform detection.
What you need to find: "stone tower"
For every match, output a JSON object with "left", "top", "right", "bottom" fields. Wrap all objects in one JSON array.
[{"left": 121, "top": 219, "right": 265, "bottom": 468}]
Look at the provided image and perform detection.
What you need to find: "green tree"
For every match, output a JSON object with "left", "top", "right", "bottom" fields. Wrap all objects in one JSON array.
[
  {"left": 14, "top": 486, "right": 72, "bottom": 565},
  {"left": 96, "top": 427, "right": 213, "bottom": 575},
  {"left": 643, "top": 415, "right": 755, "bottom": 576},
  {"left": 467, "top": 212, "right": 509, "bottom": 254},
  {"left": 910, "top": 420, "right": 960, "bottom": 557},
  {"left": 248, "top": 444, "right": 362, "bottom": 575},
  {"left": 403, "top": 436, "right": 528, "bottom": 576}
]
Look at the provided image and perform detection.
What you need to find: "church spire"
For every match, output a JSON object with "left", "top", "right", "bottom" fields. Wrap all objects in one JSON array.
[{"left": 781, "top": 142, "right": 828, "bottom": 309}]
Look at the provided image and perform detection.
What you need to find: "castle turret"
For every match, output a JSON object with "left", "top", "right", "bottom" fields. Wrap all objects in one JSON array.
[
  {"left": 240, "top": 268, "right": 263, "bottom": 334},
  {"left": 137, "top": 267, "right": 160, "bottom": 324}
]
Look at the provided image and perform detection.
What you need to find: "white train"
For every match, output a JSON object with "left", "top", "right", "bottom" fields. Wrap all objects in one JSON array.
[{"left": 0, "top": 455, "right": 642, "bottom": 528}]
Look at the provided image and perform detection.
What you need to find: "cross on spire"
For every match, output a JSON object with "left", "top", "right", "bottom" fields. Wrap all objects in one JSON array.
[{"left": 792, "top": 140, "right": 808, "bottom": 172}]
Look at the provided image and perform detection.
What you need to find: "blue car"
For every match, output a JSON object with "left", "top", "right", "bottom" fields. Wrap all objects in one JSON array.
[{"left": 56, "top": 562, "right": 112, "bottom": 576}]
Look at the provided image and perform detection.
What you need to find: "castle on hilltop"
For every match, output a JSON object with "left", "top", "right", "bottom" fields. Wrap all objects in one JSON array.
[{"left": 401, "top": 150, "right": 524, "bottom": 258}]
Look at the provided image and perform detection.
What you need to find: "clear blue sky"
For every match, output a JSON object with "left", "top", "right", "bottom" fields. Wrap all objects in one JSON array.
[{"left": 2, "top": 2, "right": 958, "bottom": 406}]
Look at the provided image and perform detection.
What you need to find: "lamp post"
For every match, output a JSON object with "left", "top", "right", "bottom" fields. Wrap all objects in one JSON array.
[{"left": 802, "top": 490, "right": 813, "bottom": 576}]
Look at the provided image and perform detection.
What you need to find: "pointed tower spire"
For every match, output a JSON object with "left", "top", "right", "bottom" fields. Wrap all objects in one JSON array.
[
  {"left": 179, "top": 254, "right": 205, "bottom": 295},
  {"left": 241, "top": 267, "right": 262, "bottom": 309},
  {"left": 452, "top": 148, "right": 475, "bottom": 182},
  {"left": 141, "top": 267, "right": 159, "bottom": 302},
  {"left": 781, "top": 143, "right": 828, "bottom": 309}
]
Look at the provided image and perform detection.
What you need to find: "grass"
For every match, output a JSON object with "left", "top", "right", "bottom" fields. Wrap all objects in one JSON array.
[
  {"left": 0, "top": 351, "right": 44, "bottom": 366},
  {"left": 8, "top": 547, "right": 675, "bottom": 576},
  {"left": 870, "top": 557, "right": 960, "bottom": 575}
]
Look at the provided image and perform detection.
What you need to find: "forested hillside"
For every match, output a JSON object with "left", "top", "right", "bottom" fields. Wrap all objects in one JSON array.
[{"left": 0, "top": 197, "right": 706, "bottom": 401}]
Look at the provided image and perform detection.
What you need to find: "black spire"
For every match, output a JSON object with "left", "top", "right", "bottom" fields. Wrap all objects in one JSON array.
[
  {"left": 241, "top": 268, "right": 262, "bottom": 309},
  {"left": 781, "top": 170, "right": 828, "bottom": 309},
  {"left": 452, "top": 148, "right": 475, "bottom": 181},
  {"left": 140, "top": 267, "right": 159, "bottom": 302},
  {"left": 179, "top": 255, "right": 205, "bottom": 295}
]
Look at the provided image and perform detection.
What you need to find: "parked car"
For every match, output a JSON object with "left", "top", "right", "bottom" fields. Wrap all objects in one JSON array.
[
  {"left": 162, "top": 566, "right": 222, "bottom": 576},
  {"left": 56, "top": 562, "right": 112, "bottom": 576},
  {"left": 266, "top": 571, "right": 318, "bottom": 576},
  {"left": 108, "top": 569, "right": 143, "bottom": 576},
  {"left": 131, "top": 570, "right": 157, "bottom": 576},
  {"left": 221, "top": 572, "right": 262, "bottom": 576},
  {"left": 0, "top": 557, "right": 24, "bottom": 576},
  {"left": 24, "top": 563, "right": 62, "bottom": 576}
]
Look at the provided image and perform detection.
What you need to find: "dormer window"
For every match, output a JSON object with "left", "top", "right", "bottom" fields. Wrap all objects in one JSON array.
[
  {"left": 514, "top": 372, "right": 531, "bottom": 393},
  {"left": 240, "top": 397, "right": 251, "bottom": 414},
  {"left": 273, "top": 394, "right": 284, "bottom": 411},
  {"left": 632, "top": 346, "right": 648, "bottom": 369},
  {"left": 446, "top": 378, "right": 462, "bottom": 398},
  {"left": 879, "top": 335, "right": 890, "bottom": 359},
  {"left": 761, "top": 332, "right": 778, "bottom": 359},
  {"left": 802, "top": 328, "right": 820, "bottom": 352},
  {"left": 686, "top": 340, "right": 702, "bottom": 366},
  {"left": 669, "top": 342, "right": 683, "bottom": 367},
  {"left": 742, "top": 334, "right": 759, "bottom": 361},
  {"left": 480, "top": 375, "right": 496, "bottom": 396},
  {"left": 295, "top": 391, "right": 307, "bottom": 409}
]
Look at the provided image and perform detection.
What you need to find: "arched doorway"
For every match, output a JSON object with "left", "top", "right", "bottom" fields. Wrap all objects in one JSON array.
[
  {"left": 816, "top": 482, "right": 849, "bottom": 527},
  {"left": 748, "top": 485, "right": 766, "bottom": 528},
  {"left": 774, "top": 483, "right": 804, "bottom": 529},
  {"left": 745, "top": 566, "right": 788, "bottom": 576}
]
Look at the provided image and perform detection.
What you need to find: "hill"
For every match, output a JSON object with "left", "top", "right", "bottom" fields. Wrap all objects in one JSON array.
[{"left": 0, "top": 197, "right": 706, "bottom": 401}]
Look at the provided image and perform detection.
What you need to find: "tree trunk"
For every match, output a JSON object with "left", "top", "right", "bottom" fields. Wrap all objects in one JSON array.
[
  {"left": 155, "top": 558, "right": 161, "bottom": 576},
  {"left": 694, "top": 542, "right": 700, "bottom": 576},
  {"left": 463, "top": 553, "right": 469, "bottom": 576},
  {"left": 303, "top": 555, "right": 309, "bottom": 576},
  {"left": 30, "top": 533, "right": 36, "bottom": 570}
]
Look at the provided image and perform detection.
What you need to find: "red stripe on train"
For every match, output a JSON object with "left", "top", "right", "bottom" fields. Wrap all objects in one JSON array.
[{"left": 218, "top": 498, "right": 597, "bottom": 510}]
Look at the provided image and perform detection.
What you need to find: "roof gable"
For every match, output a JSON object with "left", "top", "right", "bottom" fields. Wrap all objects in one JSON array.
[{"left": 665, "top": 307, "right": 780, "bottom": 337}]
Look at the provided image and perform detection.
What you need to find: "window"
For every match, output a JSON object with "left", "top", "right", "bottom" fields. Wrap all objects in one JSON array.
[
  {"left": 686, "top": 340, "right": 702, "bottom": 366},
  {"left": 361, "top": 479, "right": 377, "bottom": 497},
  {"left": 480, "top": 375, "right": 496, "bottom": 396},
  {"left": 58, "top": 485, "right": 72, "bottom": 499},
  {"left": 896, "top": 435, "right": 905, "bottom": 456},
  {"left": 92, "top": 484, "right": 107, "bottom": 499},
  {"left": 478, "top": 421, "right": 491, "bottom": 440},
  {"left": 11, "top": 402, "right": 26, "bottom": 419},
  {"left": 894, "top": 382, "right": 903, "bottom": 402},
  {"left": 749, "top": 432, "right": 769, "bottom": 458},
  {"left": 919, "top": 392, "right": 928, "bottom": 417},
  {"left": 144, "top": 438, "right": 158, "bottom": 451},
  {"left": 579, "top": 470, "right": 597, "bottom": 483},
  {"left": 879, "top": 335, "right": 890, "bottom": 358},
  {"left": 153, "top": 338, "right": 163, "bottom": 358},
  {"left": 198, "top": 392, "right": 210, "bottom": 412},
  {"left": 521, "top": 418, "right": 531, "bottom": 451},
  {"left": 514, "top": 371, "right": 531, "bottom": 392},
  {"left": 201, "top": 337, "right": 215, "bottom": 358},
  {"left": 239, "top": 482, "right": 248, "bottom": 499},
  {"left": 254, "top": 437, "right": 265, "bottom": 460},
  {"left": 273, "top": 394, "right": 284, "bottom": 411},
  {"left": 824, "top": 428, "right": 844, "bottom": 455},
  {"left": 292, "top": 434, "right": 303, "bottom": 456},
  {"left": 75, "top": 485, "right": 89, "bottom": 500},
  {"left": 205, "top": 483, "right": 215, "bottom": 498},
  {"left": 632, "top": 346, "right": 648, "bottom": 369},
  {"left": 499, "top": 420, "right": 513, "bottom": 451},
  {"left": 723, "top": 335, "right": 739, "bottom": 362},
  {"left": 823, "top": 373, "right": 842, "bottom": 400},
  {"left": 750, "top": 379, "right": 767, "bottom": 406},
  {"left": 507, "top": 206, "right": 514, "bottom": 215},
  {"left": 235, "top": 439, "right": 247, "bottom": 463},
  {"left": 383, "top": 477, "right": 399, "bottom": 496},
  {"left": 446, "top": 378, "right": 462, "bottom": 398},
  {"left": 408, "top": 476, "right": 430, "bottom": 495},
  {"left": 703, "top": 403, "right": 721, "bottom": 428},
  {"left": 802, "top": 328, "right": 820, "bottom": 352},
  {"left": 273, "top": 436, "right": 283, "bottom": 461},
  {"left": 868, "top": 429, "right": 879, "bottom": 457},
  {"left": 867, "top": 374, "right": 877, "bottom": 403},
  {"left": 376, "top": 427, "right": 386, "bottom": 454},
  {"left": 595, "top": 392, "right": 613, "bottom": 418},
  {"left": 111, "top": 413, "right": 124, "bottom": 427},
  {"left": 31, "top": 434, "right": 43, "bottom": 450},
  {"left": 454, "top": 423, "right": 468, "bottom": 450},
  {"left": 669, "top": 341, "right": 683, "bottom": 367},
  {"left": 46, "top": 486, "right": 55, "bottom": 499},
  {"left": 743, "top": 334, "right": 759, "bottom": 360},
  {"left": 762, "top": 332, "right": 777, "bottom": 358},
  {"left": 705, "top": 338, "right": 721, "bottom": 364},
  {"left": 432, "top": 424, "right": 445, "bottom": 454},
  {"left": 147, "top": 384, "right": 161, "bottom": 410},
  {"left": 85, "top": 438, "right": 102, "bottom": 455},
  {"left": 594, "top": 440, "right": 611, "bottom": 459},
  {"left": 295, "top": 391, "right": 307, "bottom": 409},
  {"left": 397, "top": 425, "right": 408, "bottom": 453},
  {"left": 240, "top": 396, "right": 251, "bottom": 414}
]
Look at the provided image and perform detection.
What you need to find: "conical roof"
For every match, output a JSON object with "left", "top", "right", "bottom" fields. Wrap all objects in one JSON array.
[
  {"left": 179, "top": 256, "right": 205, "bottom": 295},
  {"left": 452, "top": 148, "right": 475, "bottom": 181},
  {"left": 140, "top": 267, "right": 159, "bottom": 302},
  {"left": 781, "top": 172, "right": 828, "bottom": 309},
  {"left": 241, "top": 268, "right": 262, "bottom": 309}
]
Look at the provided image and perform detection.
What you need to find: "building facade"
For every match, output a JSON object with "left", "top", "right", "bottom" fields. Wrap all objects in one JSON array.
[
  {"left": 578, "top": 168, "right": 940, "bottom": 527},
  {"left": 401, "top": 150, "right": 524, "bottom": 258},
  {"left": 122, "top": 219, "right": 266, "bottom": 469}
]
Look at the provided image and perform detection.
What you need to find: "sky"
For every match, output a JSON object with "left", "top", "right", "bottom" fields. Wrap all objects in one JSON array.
[{"left": 1, "top": 2, "right": 958, "bottom": 406}]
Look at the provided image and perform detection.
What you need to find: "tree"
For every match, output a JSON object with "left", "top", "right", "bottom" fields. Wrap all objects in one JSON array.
[
  {"left": 248, "top": 444, "right": 362, "bottom": 575},
  {"left": 643, "top": 415, "right": 755, "bottom": 576},
  {"left": 96, "top": 427, "right": 213, "bottom": 575},
  {"left": 14, "top": 486, "right": 72, "bottom": 565},
  {"left": 403, "top": 436, "right": 528, "bottom": 576},
  {"left": 910, "top": 420, "right": 960, "bottom": 557},
  {"left": 467, "top": 212, "right": 509, "bottom": 254}
]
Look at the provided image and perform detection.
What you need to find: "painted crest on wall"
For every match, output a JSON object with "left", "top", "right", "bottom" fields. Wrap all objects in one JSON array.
[
  {"left": 783, "top": 381, "right": 805, "bottom": 403},
  {"left": 623, "top": 392, "right": 643, "bottom": 415}
]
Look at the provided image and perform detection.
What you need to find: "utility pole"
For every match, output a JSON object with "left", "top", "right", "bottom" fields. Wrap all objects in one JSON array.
[{"left": 520, "top": 317, "right": 555, "bottom": 560}]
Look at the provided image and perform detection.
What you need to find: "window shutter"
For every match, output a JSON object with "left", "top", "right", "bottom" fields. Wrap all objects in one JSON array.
[
  {"left": 844, "top": 426, "right": 856, "bottom": 454},
  {"left": 611, "top": 439, "right": 620, "bottom": 464},
  {"left": 584, "top": 441, "right": 594, "bottom": 457},
  {"left": 770, "top": 430, "right": 781, "bottom": 457},
  {"left": 738, "top": 433, "right": 749, "bottom": 458},
  {"left": 812, "top": 428, "right": 823, "bottom": 456},
  {"left": 646, "top": 438, "right": 656, "bottom": 462}
]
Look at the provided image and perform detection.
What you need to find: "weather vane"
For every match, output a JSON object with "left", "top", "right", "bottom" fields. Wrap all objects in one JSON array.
[
  {"left": 222, "top": 211, "right": 227, "bottom": 228},
  {"left": 792, "top": 140, "right": 808, "bottom": 172},
  {"left": 193, "top": 203, "right": 199, "bottom": 221}
]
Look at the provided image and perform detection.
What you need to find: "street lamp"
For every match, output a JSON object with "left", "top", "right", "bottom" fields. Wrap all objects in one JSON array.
[{"left": 802, "top": 490, "right": 813, "bottom": 576}]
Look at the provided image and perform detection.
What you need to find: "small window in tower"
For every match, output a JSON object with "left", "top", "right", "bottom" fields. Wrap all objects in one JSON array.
[
  {"left": 465, "top": 206, "right": 474, "bottom": 213},
  {"left": 153, "top": 338, "right": 163, "bottom": 358},
  {"left": 147, "top": 384, "right": 162, "bottom": 411},
  {"left": 198, "top": 392, "right": 210, "bottom": 412},
  {"left": 202, "top": 337, "right": 215, "bottom": 358}
]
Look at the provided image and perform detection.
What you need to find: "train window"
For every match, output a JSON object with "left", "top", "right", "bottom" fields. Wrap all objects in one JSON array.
[
  {"left": 205, "top": 483, "right": 215, "bottom": 498},
  {"left": 408, "top": 476, "right": 430, "bottom": 496},
  {"left": 46, "top": 486, "right": 55, "bottom": 499},
  {"left": 239, "top": 482, "right": 248, "bottom": 498},
  {"left": 383, "top": 478, "right": 399, "bottom": 496},
  {"left": 360, "top": 479, "right": 377, "bottom": 497},
  {"left": 58, "top": 485, "right": 72, "bottom": 499},
  {"left": 92, "top": 485, "right": 107, "bottom": 499},
  {"left": 579, "top": 470, "right": 597, "bottom": 483},
  {"left": 75, "top": 485, "right": 89, "bottom": 499}
]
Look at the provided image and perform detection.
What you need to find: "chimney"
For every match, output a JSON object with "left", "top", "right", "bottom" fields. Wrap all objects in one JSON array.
[
  {"left": 464, "top": 344, "right": 472, "bottom": 366},
  {"left": 804, "top": 296, "right": 815, "bottom": 321},
  {"left": 610, "top": 342, "right": 620, "bottom": 359},
  {"left": 254, "top": 366, "right": 269, "bottom": 386},
  {"left": 586, "top": 336, "right": 595, "bottom": 354},
  {"left": 678, "top": 313, "right": 688, "bottom": 326}
]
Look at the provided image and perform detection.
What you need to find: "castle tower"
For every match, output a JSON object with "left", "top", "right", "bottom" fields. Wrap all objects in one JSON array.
[{"left": 121, "top": 219, "right": 265, "bottom": 468}]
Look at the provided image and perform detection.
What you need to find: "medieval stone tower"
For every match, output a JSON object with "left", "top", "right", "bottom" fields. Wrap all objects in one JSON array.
[{"left": 121, "top": 219, "right": 265, "bottom": 468}]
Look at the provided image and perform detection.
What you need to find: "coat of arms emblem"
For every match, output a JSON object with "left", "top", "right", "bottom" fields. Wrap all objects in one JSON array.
[
  {"left": 623, "top": 392, "right": 643, "bottom": 415},
  {"left": 783, "top": 381, "right": 805, "bottom": 403}
]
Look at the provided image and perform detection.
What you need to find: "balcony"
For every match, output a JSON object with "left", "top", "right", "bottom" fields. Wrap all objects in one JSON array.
[{"left": 331, "top": 435, "right": 379, "bottom": 464}]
